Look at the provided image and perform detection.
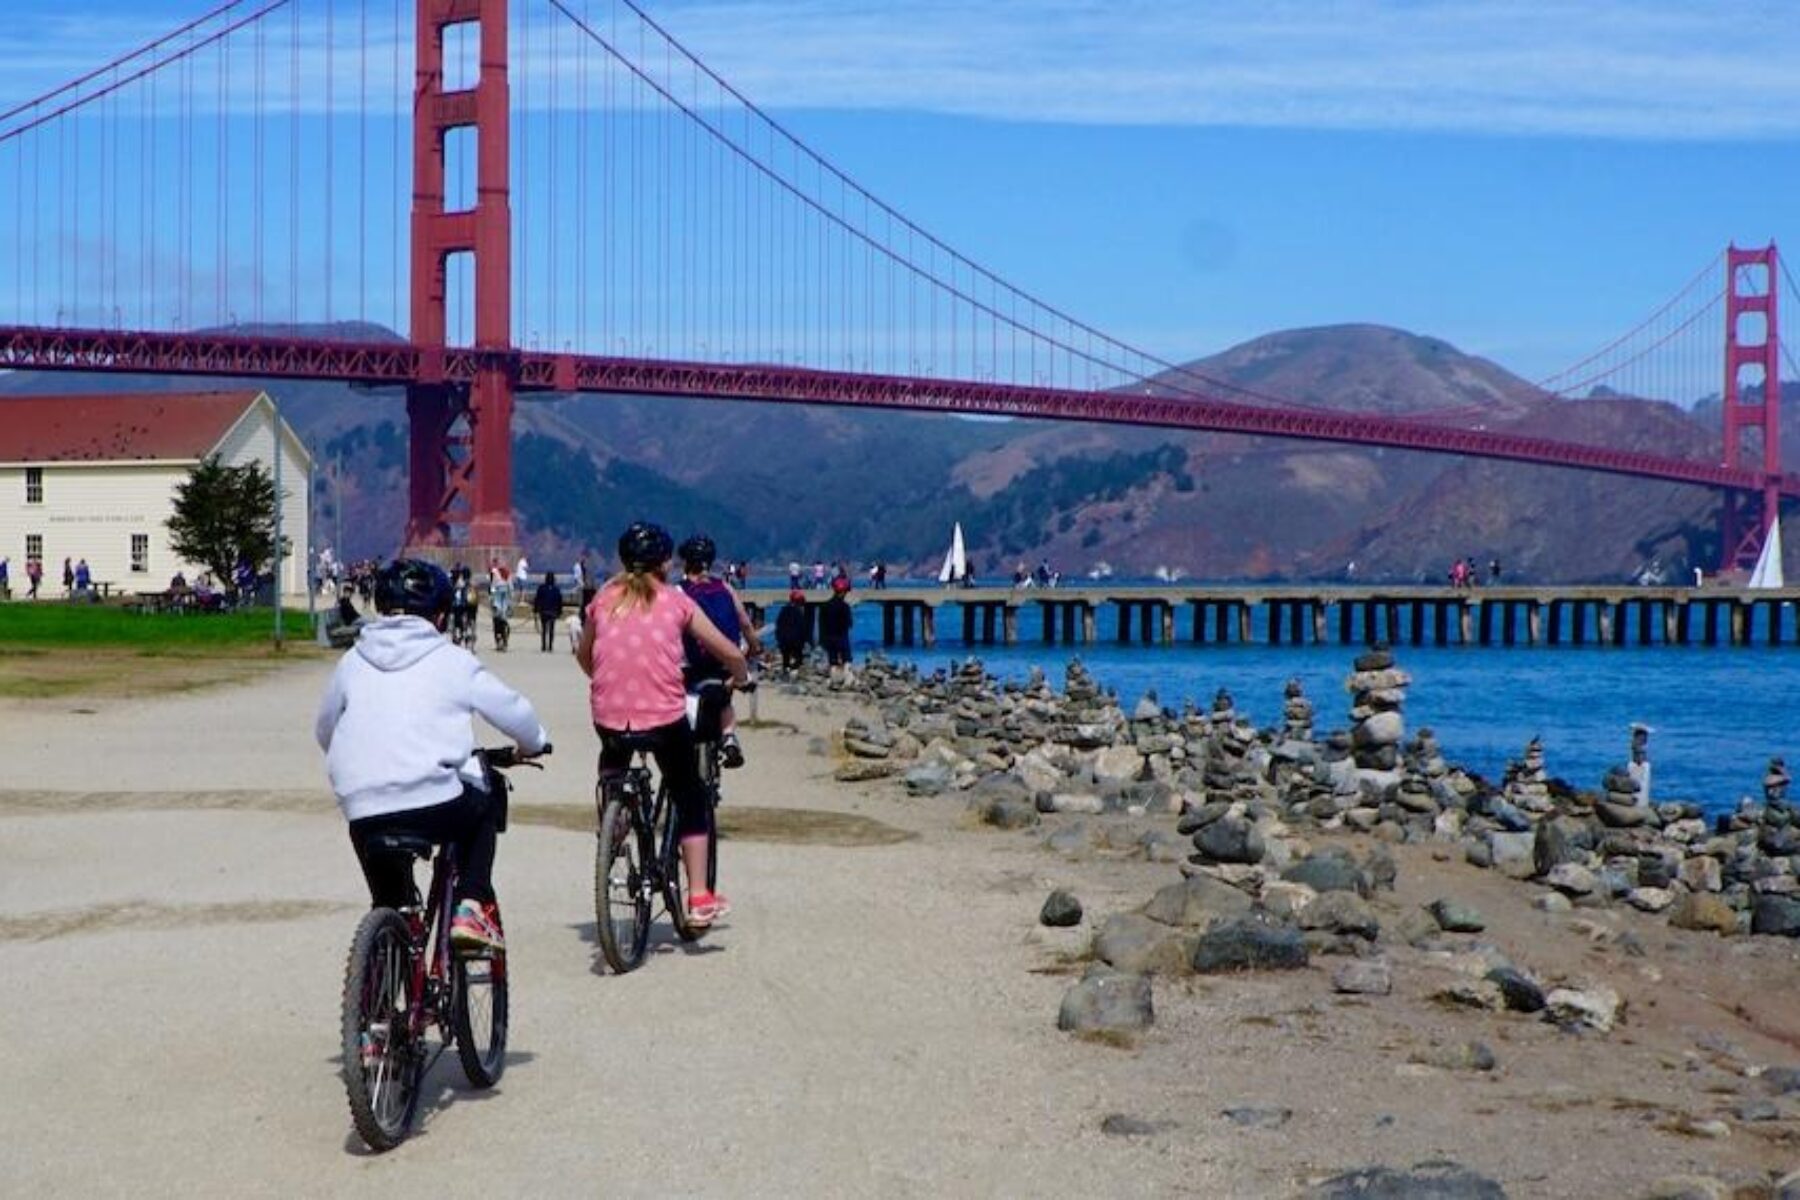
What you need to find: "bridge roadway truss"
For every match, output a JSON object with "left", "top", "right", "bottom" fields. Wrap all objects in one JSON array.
[{"left": 2, "top": 323, "right": 1795, "bottom": 503}]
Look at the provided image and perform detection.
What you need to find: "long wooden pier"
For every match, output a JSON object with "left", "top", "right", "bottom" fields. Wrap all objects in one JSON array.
[{"left": 738, "top": 585, "right": 1800, "bottom": 649}]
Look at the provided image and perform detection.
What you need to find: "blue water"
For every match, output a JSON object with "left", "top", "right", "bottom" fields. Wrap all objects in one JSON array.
[{"left": 848, "top": 601, "right": 1800, "bottom": 817}]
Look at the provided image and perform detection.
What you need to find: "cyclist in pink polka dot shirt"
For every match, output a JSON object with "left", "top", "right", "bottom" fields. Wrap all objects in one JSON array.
[{"left": 575, "top": 522, "right": 748, "bottom": 926}]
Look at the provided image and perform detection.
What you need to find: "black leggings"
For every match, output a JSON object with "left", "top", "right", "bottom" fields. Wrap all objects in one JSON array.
[
  {"left": 538, "top": 614, "right": 557, "bottom": 651},
  {"left": 348, "top": 785, "right": 498, "bottom": 908},
  {"left": 597, "top": 720, "right": 709, "bottom": 839}
]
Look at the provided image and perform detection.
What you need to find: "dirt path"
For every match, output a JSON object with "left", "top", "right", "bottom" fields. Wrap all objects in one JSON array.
[{"left": 0, "top": 651, "right": 1224, "bottom": 1197}]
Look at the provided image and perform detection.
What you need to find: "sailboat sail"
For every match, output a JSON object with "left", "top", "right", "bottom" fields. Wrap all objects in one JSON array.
[
  {"left": 1748, "top": 517, "right": 1785, "bottom": 590},
  {"left": 938, "top": 522, "right": 967, "bottom": 584}
]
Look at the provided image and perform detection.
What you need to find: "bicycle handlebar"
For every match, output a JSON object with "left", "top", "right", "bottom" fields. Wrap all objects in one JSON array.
[{"left": 480, "top": 744, "right": 553, "bottom": 771}]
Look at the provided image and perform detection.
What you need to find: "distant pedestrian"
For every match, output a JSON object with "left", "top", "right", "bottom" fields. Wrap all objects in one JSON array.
[
  {"left": 62, "top": 557, "right": 74, "bottom": 596},
  {"left": 819, "top": 577, "right": 854, "bottom": 666},
  {"left": 74, "top": 558, "right": 92, "bottom": 594},
  {"left": 1488, "top": 559, "right": 1502, "bottom": 585},
  {"left": 533, "top": 572, "right": 564, "bottom": 652},
  {"left": 775, "top": 589, "right": 811, "bottom": 670},
  {"left": 0, "top": 556, "right": 8, "bottom": 600},
  {"left": 515, "top": 554, "right": 531, "bottom": 590},
  {"left": 811, "top": 560, "right": 827, "bottom": 590},
  {"left": 27, "top": 558, "right": 43, "bottom": 600},
  {"left": 788, "top": 560, "right": 802, "bottom": 589}
]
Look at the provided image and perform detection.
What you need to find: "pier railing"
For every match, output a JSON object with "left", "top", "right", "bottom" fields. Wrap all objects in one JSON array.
[{"left": 737, "top": 585, "right": 1800, "bottom": 649}]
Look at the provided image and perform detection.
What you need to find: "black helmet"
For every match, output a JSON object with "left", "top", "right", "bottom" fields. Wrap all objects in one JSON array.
[
  {"left": 617, "top": 522, "right": 674, "bottom": 572},
  {"left": 375, "top": 558, "right": 452, "bottom": 618},
  {"left": 678, "top": 533, "right": 717, "bottom": 570}
]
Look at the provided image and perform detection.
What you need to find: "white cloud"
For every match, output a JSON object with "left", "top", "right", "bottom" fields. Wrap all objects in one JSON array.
[{"left": 4, "top": 1, "right": 1799, "bottom": 138}]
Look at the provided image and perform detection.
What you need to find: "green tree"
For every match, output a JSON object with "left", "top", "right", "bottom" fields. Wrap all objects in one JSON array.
[{"left": 165, "top": 455, "right": 286, "bottom": 584}]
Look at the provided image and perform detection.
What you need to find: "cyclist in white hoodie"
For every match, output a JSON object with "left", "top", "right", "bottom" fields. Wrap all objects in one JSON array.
[{"left": 315, "top": 559, "right": 551, "bottom": 954}]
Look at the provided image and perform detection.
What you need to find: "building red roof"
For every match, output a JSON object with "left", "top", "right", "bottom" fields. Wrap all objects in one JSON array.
[{"left": 0, "top": 391, "right": 266, "bottom": 464}]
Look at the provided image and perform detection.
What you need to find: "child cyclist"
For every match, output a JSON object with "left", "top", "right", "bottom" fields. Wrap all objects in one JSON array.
[
  {"left": 575, "top": 522, "right": 749, "bottom": 926},
  {"left": 675, "top": 533, "right": 762, "bottom": 768},
  {"left": 315, "top": 559, "right": 551, "bottom": 953}
]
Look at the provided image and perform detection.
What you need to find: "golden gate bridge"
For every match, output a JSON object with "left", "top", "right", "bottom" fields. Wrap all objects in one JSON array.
[{"left": 0, "top": 0, "right": 1792, "bottom": 569}]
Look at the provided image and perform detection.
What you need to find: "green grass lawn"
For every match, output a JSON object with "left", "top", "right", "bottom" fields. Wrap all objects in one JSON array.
[{"left": 0, "top": 602, "right": 316, "bottom": 651}]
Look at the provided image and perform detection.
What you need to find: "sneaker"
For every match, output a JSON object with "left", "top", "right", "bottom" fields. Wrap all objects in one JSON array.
[
  {"left": 687, "top": 891, "right": 731, "bottom": 925},
  {"left": 450, "top": 899, "right": 505, "bottom": 955},
  {"left": 720, "top": 733, "right": 745, "bottom": 770}
]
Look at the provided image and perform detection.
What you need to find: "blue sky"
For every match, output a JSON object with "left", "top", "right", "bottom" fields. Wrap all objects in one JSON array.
[{"left": 4, "top": 0, "right": 1798, "bottom": 389}]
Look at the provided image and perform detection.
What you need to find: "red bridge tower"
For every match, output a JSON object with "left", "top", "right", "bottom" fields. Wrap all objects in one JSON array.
[
  {"left": 406, "top": 0, "right": 517, "bottom": 562},
  {"left": 1720, "top": 243, "right": 1783, "bottom": 572}
]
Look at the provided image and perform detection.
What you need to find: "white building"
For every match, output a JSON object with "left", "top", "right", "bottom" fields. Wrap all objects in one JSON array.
[{"left": 0, "top": 390, "right": 313, "bottom": 599}]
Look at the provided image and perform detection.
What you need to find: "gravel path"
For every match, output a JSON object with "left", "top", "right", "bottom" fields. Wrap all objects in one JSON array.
[{"left": 0, "top": 651, "right": 1221, "bottom": 1197}]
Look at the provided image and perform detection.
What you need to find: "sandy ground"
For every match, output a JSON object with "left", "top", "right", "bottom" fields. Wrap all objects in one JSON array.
[{"left": 4, "top": 645, "right": 1800, "bottom": 1198}]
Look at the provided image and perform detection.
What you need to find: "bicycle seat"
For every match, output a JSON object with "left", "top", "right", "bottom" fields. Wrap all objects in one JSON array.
[
  {"left": 365, "top": 833, "right": 436, "bottom": 860},
  {"left": 608, "top": 731, "right": 662, "bottom": 757}
]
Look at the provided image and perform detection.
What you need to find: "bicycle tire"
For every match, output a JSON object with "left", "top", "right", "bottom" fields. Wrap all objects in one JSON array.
[
  {"left": 341, "top": 908, "right": 422, "bottom": 1152},
  {"left": 656, "top": 793, "right": 708, "bottom": 943},
  {"left": 451, "top": 919, "right": 508, "bottom": 1088},
  {"left": 595, "top": 795, "right": 651, "bottom": 972}
]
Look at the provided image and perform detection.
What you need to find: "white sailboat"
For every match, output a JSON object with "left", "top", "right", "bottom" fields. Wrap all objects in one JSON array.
[
  {"left": 938, "top": 522, "right": 968, "bottom": 585},
  {"left": 1748, "top": 517, "right": 1786, "bottom": 590}
]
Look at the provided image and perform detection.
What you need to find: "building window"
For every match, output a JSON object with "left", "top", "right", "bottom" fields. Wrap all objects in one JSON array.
[
  {"left": 25, "top": 467, "right": 43, "bottom": 504},
  {"left": 130, "top": 534, "right": 149, "bottom": 573},
  {"left": 25, "top": 534, "right": 42, "bottom": 564}
]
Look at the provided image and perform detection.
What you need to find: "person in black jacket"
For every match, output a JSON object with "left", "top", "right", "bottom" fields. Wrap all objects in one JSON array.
[
  {"left": 533, "top": 572, "right": 565, "bottom": 652},
  {"left": 818, "top": 577, "right": 854, "bottom": 667},
  {"left": 774, "top": 589, "right": 811, "bottom": 670}
]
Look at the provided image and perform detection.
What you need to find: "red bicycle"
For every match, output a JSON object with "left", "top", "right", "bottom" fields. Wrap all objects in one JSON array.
[{"left": 339, "top": 746, "right": 545, "bottom": 1151}]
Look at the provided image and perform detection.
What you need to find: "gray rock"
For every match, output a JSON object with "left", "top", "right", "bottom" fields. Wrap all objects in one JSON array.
[
  {"left": 1048, "top": 792, "right": 1105, "bottom": 815},
  {"left": 1176, "top": 800, "right": 1231, "bottom": 834},
  {"left": 1283, "top": 853, "right": 1368, "bottom": 897},
  {"left": 1534, "top": 816, "right": 1597, "bottom": 875},
  {"left": 1484, "top": 967, "right": 1547, "bottom": 1014},
  {"left": 1332, "top": 958, "right": 1393, "bottom": 995},
  {"left": 980, "top": 797, "right": 1040, "bottom": 830},
  {"left": 1760, "top": 1066, "right": 1800, "bottom": 1095},
  {"left": 1095, "top": 914, "right": 1193, "bottom": 975},
  {"left": 1532, "top": 892, "right": 1573, "bottom": 914},
  {"left": 1298, "top": 892, "right": 1380, "bottom": 939},
  {"left": 1099, "top": 1113, "right": 1165, "bottom": 1137},
  {"left": 1092, "top": 745, "right": 1146, "bottom": 786},
  {"left": 1596, "top": 800, "right": 1654, "bottom": 828},
  {"left": 1040, "top": 889, "right": 1083, "bottom": 928},
  {"left": 902, "top": 762, "right": 954, "bottom": 796},
  {"left": 1753, "top": 894, "right": 1800, "bottom": 936},
  {"left": 1142, "top": 874, "right": 1253, "bottom": 928},
  {"left": 1734, "top": 1098, "right": 1780, "bottom": 1122},
  {"left": 1192, "top": 816, "right": 1266, "bottom": 865},
  {"left": 1411, "top": 1041, "right": 1497, "bottom": 1072},
  {"left": 834, "top": 759, "right": 900, "bottom": 782},
  {"left": 1354, "top": 711, "right": 1405, "bottom": 748},
  {"left": 1640, "top": 1177, "right": 1731, "bottom": 1200},
  {"left": 1220, "top": 1106, "right": 1292, "bottom": 1129},
  {"left": 1043, "top": 823, "right": 1096, "bottom": 857},
  {"left": 1305, "top": 1161, "right": 1507, "bottom": 1199},
  {"left": 1544, "top": 984, "right": 1621, "bottom": 1033},
  {"left": 1192, "top": 916, "right": 1310, "bottom": 973},
  {"left": 1545, "top": 863, "right": 1597, "bottom": 896},
  {"left": 1056, "top": 966, "right": 1153, "bottom": 1034},
  {"left": 1428, "top": 899, "right": 1487, "bottom": 933}
]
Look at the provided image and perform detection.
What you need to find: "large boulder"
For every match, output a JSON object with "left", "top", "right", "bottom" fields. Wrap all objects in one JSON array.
[
  {"left": 1752, "top": 894, "right": 1800, "bottom": 937},
  {"left": 1192, "top": 915, "right": 1310, "bottom": 973},
  {"left": 1191, "top": 816, "right": 1266, "bottom": 865},
  {"left": 1092, "top": 745, "right": 1146, "bottom": 787},
  {"left": 1668, "top": 893, "right": 1739, "bottom": 935},
  {"left": 1297, "top": 892, "right": 1380, "bottom": 940},
  {"left": 1056, "top": 966, "right": 1153, "bottom": 1034},
  {"left": 1534, "top": 816, "right": 1596, "bottom": 876},
  {"left": 1094, "top": 914, "right": 1193, "bottom": 975},
  {"left": 1142, "top": 875, "right": 1253, "bottom": 928},
  {"left": 1283, "top": 853, "right": 1369, "bottom": 897}
]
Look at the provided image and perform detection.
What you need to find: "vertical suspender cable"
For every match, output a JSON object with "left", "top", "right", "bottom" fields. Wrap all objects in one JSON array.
[{"left": 360, "top": 0, "right": 368, "bottom": 325}]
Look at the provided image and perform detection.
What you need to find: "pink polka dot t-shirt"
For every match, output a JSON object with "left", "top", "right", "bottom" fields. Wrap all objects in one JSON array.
[{"left": 586, "top": 581, "right": 698, "bottom": 731}]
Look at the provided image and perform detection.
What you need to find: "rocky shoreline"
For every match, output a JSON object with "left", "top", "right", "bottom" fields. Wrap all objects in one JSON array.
[{"left": 780, "top": 646, "right": 1800, "bottom": 1199}]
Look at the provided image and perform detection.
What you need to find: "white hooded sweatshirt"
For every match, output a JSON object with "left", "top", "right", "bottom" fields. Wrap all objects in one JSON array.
[{"left": 315, "top": 615, "right": 551, "bottom": 822}]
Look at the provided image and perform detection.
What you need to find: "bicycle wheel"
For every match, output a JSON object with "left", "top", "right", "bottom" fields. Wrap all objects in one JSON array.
[
  {"left": 655, "top": 793, "right": 708, "bottom": 942},
  {"left": 595, "top": 794, "right": 651, "bottom": 972},
  {"left": 452, "top": 917, "right": 508, "bottom": 1088},
  {"left": 341, "top": 908, "right": 422, "bottom": 1152}
]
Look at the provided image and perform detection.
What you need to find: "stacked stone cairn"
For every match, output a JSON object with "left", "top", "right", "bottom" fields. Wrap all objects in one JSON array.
[{"left": 805, "top": 648, "right": 1800, "bottom": 943}]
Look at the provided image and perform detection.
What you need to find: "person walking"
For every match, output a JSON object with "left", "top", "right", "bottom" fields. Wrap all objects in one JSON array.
[
  {"left": 775, "top": 589, "right": 811, "bottom": 670},
  {"left": 26, "top": 558, "right": 43, "bottom": 600},
  {"left": 62, "top": 557, "right": 74, "bottom": 597},
  {"left": 0, "top": 556, "right": 9, "bottom": 600},
  {"left": 819, "top": 577, "right": 854, "bottom": 667},
  {"left": 533, "top": 572, "right": 564, "bottom": 652}
]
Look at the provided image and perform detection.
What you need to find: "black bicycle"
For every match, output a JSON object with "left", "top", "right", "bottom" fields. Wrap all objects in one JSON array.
[
  {"left": 339, "top": 745, "right": 547, "bottom": 1152},
  {"left": 593, "top": 681, "right": 743, "bottom": 973}
]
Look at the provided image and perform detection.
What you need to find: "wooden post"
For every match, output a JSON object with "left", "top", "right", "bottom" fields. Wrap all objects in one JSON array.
[
  {"left": 1527, "top": 603, "right": 1542, "bottom": 645},
  {"left": 882, "top": 603, "right": 896, "bottom": 647},
  {"left": 1269, "top": 600, "right": 1284, "bottom": 645},
  {"left": 1237, "top": 603, "right": 1251, "bottom": 644},
  {"left": 1081, "top": 604, "right": 1095, "bottom": 644},
  {"left": 1313, "top": 602, "right": 1327, "bottom": 644},
  {"left": 1003, "top": 605, "right": 1018, "bottom": 646},
  {"left": 921, "top": 605, "right": 936, "bottom": 649},
  {"left": 1193, "top": 601, "right": 1208, "bottom": 644},
  {"left": 1160, "top": 603, "right": 1175, "bottom": 645}
]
